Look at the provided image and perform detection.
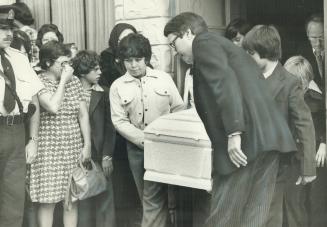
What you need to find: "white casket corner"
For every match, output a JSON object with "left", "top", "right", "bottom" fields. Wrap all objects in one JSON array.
[{"left": 144, "top": 108, "right": 212, "bottom": 191}]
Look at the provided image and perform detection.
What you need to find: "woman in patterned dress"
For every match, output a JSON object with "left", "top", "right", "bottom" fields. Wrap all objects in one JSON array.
[{"left": 29, "top": 41, "right": 91, "bottom": 227}]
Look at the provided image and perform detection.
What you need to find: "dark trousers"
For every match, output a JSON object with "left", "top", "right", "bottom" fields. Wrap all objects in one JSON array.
[
  {"left": 206, "top": 151, "right": 280, "bottom": 227},
  {"left": 308, "top": 167, "right": 327, "bottom": 227},
  {"left": 0, "top": 124, "right": 26, "bottom": 227},
  {"left": 284, "top": 159, "right": 308, "bottom": 227},
  {"left": 126, "top": 142, "right": 145, "bottom": 201},
  {"left": 113, "top": 135, "right": 141, "bottom": 227},
  {"left": 78, "top": 177, "right": 116, "bottom": 227},
  {"left": 266, "top": 154, "right": 290, "bottom": 227}
]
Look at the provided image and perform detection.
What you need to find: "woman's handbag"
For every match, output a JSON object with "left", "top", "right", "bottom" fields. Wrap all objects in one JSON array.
[{"left": 65, "top": 159, "right": 107, "bottom": 209}]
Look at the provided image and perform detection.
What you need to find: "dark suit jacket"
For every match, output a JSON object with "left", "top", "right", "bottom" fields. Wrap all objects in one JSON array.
[
  {"left": 298, "top": 41, "right": 325, "bottom": 91},
  {"left": 192, "top": 31, "right": 297, "bottom": 175},
  {"left": 305, "top": 88, "right": 326, "bottom": 147},
  {"left": 265, "top": 63, "right": 316, "bottom": 176},
  {"left": 89, "top": 86, "right": 116, "bottom": 163}
]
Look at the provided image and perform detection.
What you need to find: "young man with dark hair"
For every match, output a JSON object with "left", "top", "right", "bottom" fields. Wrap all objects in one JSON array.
[
  {"left": 225, "top": 18, "right": 252, "bottom": 47},
  {"left": 243, "top": 24, "right": 316, "bottom": 227},
  {"left": 164, "top": 12, "right": 298, "bottom": 227},
  {"left": 110, "top": 33, "right": 184, "bottom": 227},
  {"left": 72, "top": 50, "right": 116, "bottom": 227}
]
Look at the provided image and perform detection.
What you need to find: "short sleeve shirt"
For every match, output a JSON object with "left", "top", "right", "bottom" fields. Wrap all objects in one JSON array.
[{"left": 0, "top": 47, "right": 44, "bottom": 115}]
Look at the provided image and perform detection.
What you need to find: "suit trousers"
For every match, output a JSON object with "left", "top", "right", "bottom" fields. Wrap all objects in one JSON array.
[
  {"left": 78, "top": 177, "right": 116, "bottom": 227},
  {"left": 308, "top": 167, "right": 327, "bottom": 227},
  {"left": 205, "top": 151, "right": 280, "bottom": 227},
  {"left": 284, "top": 158, "right": 308, "bottom": 227},
  {"left": 0, "top": 123, "right": 26, "bottom": 227},
  {"left": 265, "top": 154, "right": 290, "bottom": 227}
]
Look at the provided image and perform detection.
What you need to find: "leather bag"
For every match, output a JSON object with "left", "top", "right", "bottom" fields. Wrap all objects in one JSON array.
[{"left": 65, "top": 159, "right": 107, "bottom": 209}]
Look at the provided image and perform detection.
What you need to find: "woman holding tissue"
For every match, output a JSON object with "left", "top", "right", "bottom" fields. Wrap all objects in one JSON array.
[{"left": 29, "top": 41, "right": 91, "bottom": 227}]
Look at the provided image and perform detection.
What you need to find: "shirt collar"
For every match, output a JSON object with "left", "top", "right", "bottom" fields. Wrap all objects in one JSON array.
[
  {"left": 85, "top": 84, "right": 104, "bottom": 92},
  {"left": 313, "top": 48, "right": 324, "bottom": 56},
  {"left": 308, "top": 80, "right": 322, "bottom": 94},
  {"left": 263, "top": 61, "right": 278, "bottom": 79},
  {"left": 122, "top": 66, "right": 158, "bottom": 82}
]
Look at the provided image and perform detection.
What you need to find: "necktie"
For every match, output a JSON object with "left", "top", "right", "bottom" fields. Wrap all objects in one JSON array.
[
  {"left": 314, "top": 50, "right": 324, "bottom": 78},
  {"left": 0, "top": 50, "right": 16, "bottom": 113}
]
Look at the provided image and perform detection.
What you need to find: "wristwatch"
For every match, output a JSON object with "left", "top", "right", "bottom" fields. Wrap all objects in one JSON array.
[{"left": 29, "top": 136, "right": 39, "bottom": 142}]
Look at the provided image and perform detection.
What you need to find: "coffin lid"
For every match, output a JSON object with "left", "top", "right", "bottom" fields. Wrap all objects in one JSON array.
[{"left": 144, "top": 108, "right": 210, "bottom": 141}]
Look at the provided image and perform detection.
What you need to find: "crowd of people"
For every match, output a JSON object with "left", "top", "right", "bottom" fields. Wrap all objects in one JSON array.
[{"left": 0, "top": 2, "right": 326, "bottom": 227}]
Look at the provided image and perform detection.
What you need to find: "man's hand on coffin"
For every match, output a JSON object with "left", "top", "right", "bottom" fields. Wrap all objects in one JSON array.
[{"left": 228, "top": 134, "right": 247, "bottom": 168}]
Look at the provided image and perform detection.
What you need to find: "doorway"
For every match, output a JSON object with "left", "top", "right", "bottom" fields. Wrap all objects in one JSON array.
[{"left": 245, "top": 0, "right": 323, "bottom": 62}]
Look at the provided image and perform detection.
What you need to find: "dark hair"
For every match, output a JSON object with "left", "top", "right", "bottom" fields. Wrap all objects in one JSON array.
[
  {"left": 36, "top": 24, "right": 64, "bottom": 48},
  {"left": 108, "top": 23, "right": 137, "bottom": 57},
  {"left": 72, "top": 50, "right": 99, "bottom": 78},
  {"left": 118, "top": 33, "right": 152, "bottom": 63},
  {"left": 39, "top": 41, "right": 71, "bottom": 70},
  {"left": 242, "top": 25, "right": 282, "bottom": 61},
  {"left": 10, "top": 29, "right": 32, "bottom": 61},
  {"left": 225, "top": 18, "right": 252, "bottom": 40},
  {"left": 164, "top": 12, "right": 208, "bottom": 37},
  {"left": 11, "top": 3, "right": 34, "bottom": 26},
  {"left": 305, "top": 13, "right": 323, "bottom": 33}
]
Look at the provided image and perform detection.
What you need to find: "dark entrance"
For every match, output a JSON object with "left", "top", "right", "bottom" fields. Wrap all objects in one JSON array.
[{"left": 245, "top": 0, "right": 323, "bottom": 62}]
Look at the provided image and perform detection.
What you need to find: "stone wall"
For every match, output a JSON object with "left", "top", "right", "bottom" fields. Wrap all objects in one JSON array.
[{"left": 114, "top": 0, "right": 173, "bottom": 73}]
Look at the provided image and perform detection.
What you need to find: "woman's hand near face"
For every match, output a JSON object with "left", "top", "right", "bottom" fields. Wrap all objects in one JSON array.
[{"left": 60, "top": 65, "right": 74, "bottom": 83}]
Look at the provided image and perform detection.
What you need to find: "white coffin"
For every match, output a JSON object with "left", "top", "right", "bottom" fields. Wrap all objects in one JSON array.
[{"left": 144, "top": 108, "right": 212, "bottom": 191}]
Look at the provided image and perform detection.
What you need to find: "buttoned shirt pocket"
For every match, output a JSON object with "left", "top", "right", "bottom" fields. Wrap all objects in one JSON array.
[
  {"left": 118, "top": 89, "right": 136, "bottom": 113},
  {"left": 154, "top": 86, "right": 171, "bottom": 113}
]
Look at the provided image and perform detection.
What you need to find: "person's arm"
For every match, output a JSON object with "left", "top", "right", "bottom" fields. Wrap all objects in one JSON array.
[
  {"left": 167, "top": 74, "right": 185, "bottom": 112},
  {"left": 78, "top": 100, "right": 91, "bottom": 162},
  {"left": 102, "top": 89, "right": 116, "bottom": 177},
  {"left": 289, "top": 80, "right": 316, "bottom": 183},
  {"left": 193, "top": 35, "right": 246, "bottom": 167},
  {"left": 25, "top": 95, "right": 40, "bottom": 164},
  {"left": 109, "top": 83, "right": 144, "bottom": 149},
  {"left": 38, "top": 66, "right": 74, "bottom": 114}
]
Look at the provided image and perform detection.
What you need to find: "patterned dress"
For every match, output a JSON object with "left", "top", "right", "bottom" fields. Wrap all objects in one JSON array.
[{"left": 30, "top": 74, "right": 84, "bottom": 203}]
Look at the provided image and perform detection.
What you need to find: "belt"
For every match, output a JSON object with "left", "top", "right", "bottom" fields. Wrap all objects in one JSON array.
[{"left": 0, "top": 114, "right": 26, "bottom": 126}]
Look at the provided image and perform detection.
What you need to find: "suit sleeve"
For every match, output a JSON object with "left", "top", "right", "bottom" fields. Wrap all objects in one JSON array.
[
  {"left": 289, "top": 81, "right": 316, "bottom": 176},
  {"left": 193, "top": 37, "right": 245, "bottom": 135},
  {"left": 102, "top": 88, "right": 116, "bottom": 158}
]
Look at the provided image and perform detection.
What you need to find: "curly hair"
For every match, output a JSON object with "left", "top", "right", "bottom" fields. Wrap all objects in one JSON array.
[
  {"left": 39, "top": 41, "right": 71, "bottom": 70},
  {"left": 118, "top": 33, "right": 152, "bottom": 63},
  {"left": 36, "top": 24, "right": 64, "bottom": 48},
  {"left": 71, "top": 50, "right": 100, "bottom": 78}
]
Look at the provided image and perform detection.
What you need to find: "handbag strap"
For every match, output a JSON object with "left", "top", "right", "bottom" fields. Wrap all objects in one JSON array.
[{"left": 64, "top": 173, "right": 73, "bottom": 210}]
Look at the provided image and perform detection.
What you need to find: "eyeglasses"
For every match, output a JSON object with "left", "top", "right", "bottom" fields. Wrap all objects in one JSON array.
[
  {"left": 169, "top": 36, "right": 179, "bottom": 50},
  {"left": 55, "top": 60, "right": 73, "bottom": 67}
]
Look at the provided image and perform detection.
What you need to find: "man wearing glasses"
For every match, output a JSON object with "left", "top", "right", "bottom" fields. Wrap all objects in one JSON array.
[
  {"left": 300, "top": 14, "right": 324, "bottom": 91},
  {"left": 299, "top": 12, "right": 327, "bottom": 227},
  {"left": 164, "top": 12, "right": 298, "bottom": 227}
]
